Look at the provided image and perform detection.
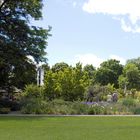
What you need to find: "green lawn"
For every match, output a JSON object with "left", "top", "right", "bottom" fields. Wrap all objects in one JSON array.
[{"left": 0, "top": 116, "right": 140, "bottom": 140}]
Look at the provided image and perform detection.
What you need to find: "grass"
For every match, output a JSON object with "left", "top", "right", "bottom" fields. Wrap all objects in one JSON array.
[{"left": 0, "top": 116, "right": 140, "bottom": 140}]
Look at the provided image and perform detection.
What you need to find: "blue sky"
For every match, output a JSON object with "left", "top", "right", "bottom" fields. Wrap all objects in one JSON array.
[{"left": 34, "top": 0, "right": 140, "bottom": 67}]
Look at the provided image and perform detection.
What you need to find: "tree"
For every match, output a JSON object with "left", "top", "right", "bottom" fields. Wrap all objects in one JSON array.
[
  {"left": 0, "top": 0, "right": 51, "bottom": 89},
  {"left": 83, "top": 64, "right": 96, "bottom": 81},
  {"left": 119, "top": 63, "right": 140, "bottom": 90},
  {"left": 118, "top": 75, "right": 128, "bottom": 92},
  {"left": 44, "top": 63, "right": 90, "bottom": 101},
  {"left": 95, "top": 59, "right": 123, "bottom": 87},
  {"left": 127, "top": 57, "right": 140, "bottom": 70},
  {"left": 51, "top": 62, "right": 69, "bottom": 72}
]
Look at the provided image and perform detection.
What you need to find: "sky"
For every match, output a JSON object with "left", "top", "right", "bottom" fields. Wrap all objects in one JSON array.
[{"left": 33, "top": 0, "right": 140, "bottom": 67}]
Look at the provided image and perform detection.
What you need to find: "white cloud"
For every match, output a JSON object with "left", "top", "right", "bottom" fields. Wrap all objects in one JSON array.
[
  {"left": 82, "top": 0, "right": 140, "bottom": 33},
  {"left": 72, "top": 53, "right": 126, "bottom": 68},
  {"left": 109, "top": 54, "right": 126, "bottom": 65},
  {"left": 73, "top": 53, "right": 104, "bottom": 67}
]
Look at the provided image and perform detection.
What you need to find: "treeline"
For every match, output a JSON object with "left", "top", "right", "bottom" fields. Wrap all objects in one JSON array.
[
  {"left": 1, "top": 57, "right": 140, "bottom": 114},
  {"left": 42, "top": 57, "right": 140, "bottom": 101}
]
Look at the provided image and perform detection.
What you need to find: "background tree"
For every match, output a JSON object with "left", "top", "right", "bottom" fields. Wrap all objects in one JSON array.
[
  {"left": 44, "top": 63, "right": 90, "bottom": 101},
  {"left": 119, "top": 63, "right": 140, "bottom": 90},
  {"left": 0, "top": 0, "right": 51, "bottom": 90},
  {"left": 83, "top": 64, "right": 96, "bottom": 82},
  {"left": 51, "top": 62, "right": 69, "bottom": 72},
  {"left": 95, "top": 59, "right": 123, "bottom": 87},
  {"left": 127, "top": 57, "right": 140, "bottom": 70}
]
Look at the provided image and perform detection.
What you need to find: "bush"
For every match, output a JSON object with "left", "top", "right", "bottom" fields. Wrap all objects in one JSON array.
[
  {"left": 51, "top": 99, "right": 71, "bottom": 106},
  {"left": 0, "top": 108, "right": 10, "bottom": 114},
  {"left": 133, "top": 107, "right": 140, "bottom": 114},
  {"left": 122, "top": 98, "right": 137, "bottom": 107},
  {"left": 105, "top": 103, "right": 132, "bottom": 115},
  {"left": 46, "top": 99, "right": 72, "bottom": 115},
  {"left": 21, "top": 98, "right": 49, "bottom": 114},
  {"left": 85, "top": 84, "right": 116, "bottom": 102},
  {"left": 23, "top": 84, "right": 44, "bottom": 99},
  {"left": 71, "top": 102, "right": 89, "bottom": 114},
  {"left": 0, "top": 99, "right": 20, "bottom": 111},
  {"left": 48, "top": 105, "right": 70, "bottom": 115},
  {"left": 49, "top": 100, "right": 90, "bottom": 115},
  {"left": 21, "top": 84, "right": 47, "bottom": 114},
  {"left": 88, "top": 105, "right": 105, "bottom": 115}
]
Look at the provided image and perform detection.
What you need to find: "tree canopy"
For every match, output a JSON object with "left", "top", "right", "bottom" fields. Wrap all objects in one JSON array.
[
  {"left": 0, "top": 0, "right": 51, "bottom": 89},
  {"left": 95, "top": 59, "right": 123, "bottom": 87}
]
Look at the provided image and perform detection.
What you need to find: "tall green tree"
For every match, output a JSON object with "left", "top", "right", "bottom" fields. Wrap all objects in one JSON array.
[
  {"left": 0, "top": 0, "right": 51, "bottom": 89},
  {"left": 44, "top": 63, "right": 90, "bottom": 101},
  {"left": 119, "top": 63, "right": 140, "bottom": 90},
  {"left": 127, "top": 57, "right": 140, "bottom": 70},
  {"left": 95, "top": 59, "right": 123, "bottom": 87},
  {"left": 51, "top": 62, "right": 69, "bottom": 72},
  {"left": 83, "top": 64, "right": 96, "bottom": 81}
]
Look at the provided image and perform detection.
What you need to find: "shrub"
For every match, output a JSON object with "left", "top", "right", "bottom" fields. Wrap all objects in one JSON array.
[
  {"left": 21, "top": 84, "right": 47, "bottom": 114},
  {"left": 85, "top": 84, "right": 116, "bottom": 102},
  {"left": 133, "top": 107, "right": 140, "bottom": 114},
  {"left": 47, "top": 99, "right": 72, "bottom": 115},
  {"left": 122, "top": 98, "right": 137, "bottom": 107},
  {"left": 23, "top": 84, "right": 44, "bottom": 99},
  {"left": 21, "top": 98, "right": 48, "bottom": 114},
  {"left": 51, "top": 99, "right": 71, "bottom": 106},
  {"left": 105, "top": 103, "right": 132, "bottom": 115},
  {"left": 71, "top": 101, "right": 89, "bottom": 114},
  {"left": 88, "top": 105, "right": 105, "bottom": 115},
  {"left": 0, "top": 99, "right": 20, "bottom": 111},
  {"left": 0, "top": 108, "right": 10, "bottom": 114},
  {"left": 45, "top": 100, "right": 89, "bottom": 115},
  {"left": 50, "top": 100, "right": 89, "bottom": 115},
  {"left": 49, "top": 105, "right": 70, "bottom": 115}
]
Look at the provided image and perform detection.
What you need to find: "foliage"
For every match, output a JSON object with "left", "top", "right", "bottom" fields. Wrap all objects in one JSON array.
[
  {"left": 44, "top": 63, "right": 90, "bottom": 101},
  {"left": 42, "top": 99, "right": 89, "bottom": 115},
  {"left": 122, "top": 63, "right": 140, "bottom": 90},
  {"left": 71, "top": 101, "right": 89, "bottom": 114},
  {"left": 118, "top": 75, "right": 128, "bottom": 92},
  {"left": 21, "top": 98, "right": 48, "bottom": 114},
  {"left": 0, "top": 0, "right": 51, "bottom": 89},
  {"left": 95, "top": 59, "right": 123, "bottom": 87},
  {"left": 122, "top": 98, "right": 137, "bottom": 107},
  {"left": 23, "top": 84, "right": 44, "bottom": 99},
  {"left": 51, "top": 62, "right": 69, "bottom": 72},
  {"left": 133, "top": 107, "right": 140, "bottom": 114},
  {"left": 127, "top": 57, "right": 140, "bottom": 70},
  {"left": 0, "top": 99, "right": 20, "bottom": 111},
  {"left": 85, "top": 84, "right": 115, "bottom": 102},
  {"left": 21, "top": 84, "right": 47, "bottom": 114},
  {"left": 83, "top": 64, "right": 96, "bottom": 81},
  {"left": 105, "top": 103, "right": 132, "bottom": 115},
  {"left": 88, "top": 104, "right": 105, "bottom": 115},
  {"left": 46, "top": 99, "right": 72, "bottom": 115},
  {"left": 0, "top": 108, "right": 10, "bottom": 114}
]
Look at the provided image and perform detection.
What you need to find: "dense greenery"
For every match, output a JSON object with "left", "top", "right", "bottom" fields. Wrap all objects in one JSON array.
[
  {"left": 1, "top": 56, "right": 140, "bottom": 114},
  {"left": 43, "top": 58, "right": 140, "bottom": 102},
  {"left": 0, "top": 0, "right": 50, "bottom": 90},
  {"left": 95, "top": 59, "right": 123, "bottom": 87},
  {"left": 44, "top": 63, "right": 90, "bottom": 101},
  {"left": 18, "top": 58, "right": 140, "bottom": 114},
  {"left": 1, "top": 117, "right": 140, "bottom": 140}
]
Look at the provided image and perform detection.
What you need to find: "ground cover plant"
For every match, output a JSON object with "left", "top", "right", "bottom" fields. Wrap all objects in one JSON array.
[{"left": 0, "top": 116, "right": 140, "bottom": 140}]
